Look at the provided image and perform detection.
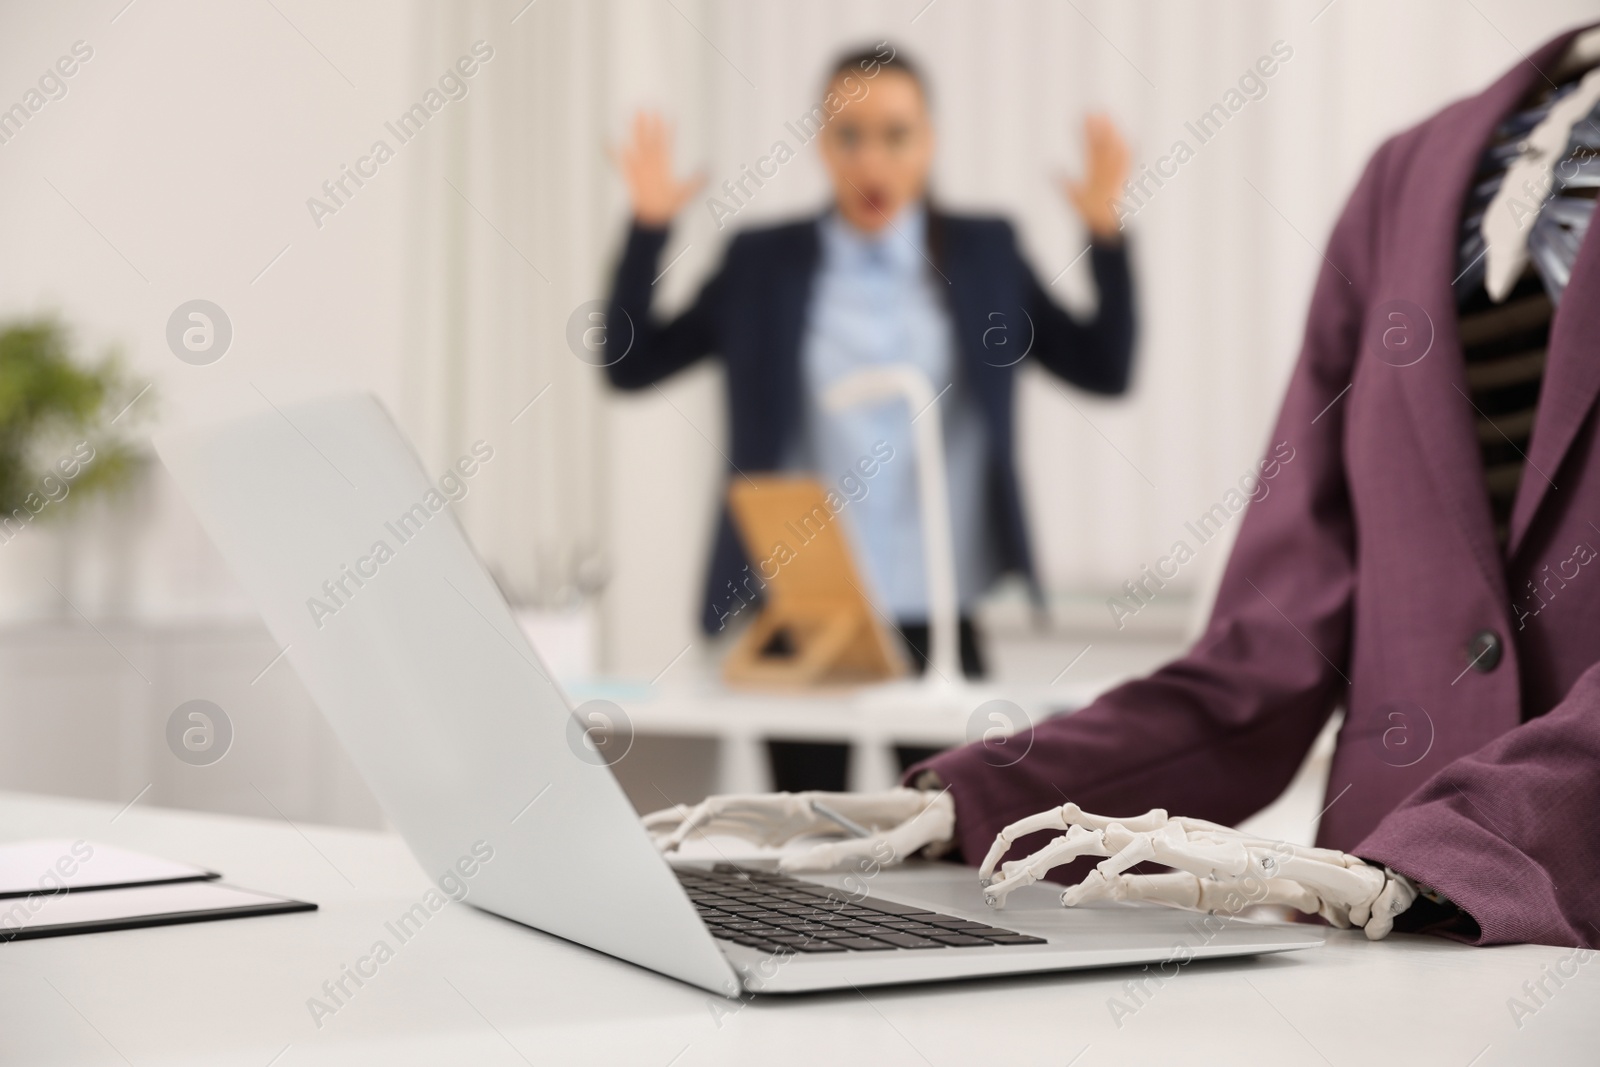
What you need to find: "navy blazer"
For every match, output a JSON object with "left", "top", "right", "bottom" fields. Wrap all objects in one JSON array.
[{"left": 602, "top": 211, "right": 1136, "bottom": 633}]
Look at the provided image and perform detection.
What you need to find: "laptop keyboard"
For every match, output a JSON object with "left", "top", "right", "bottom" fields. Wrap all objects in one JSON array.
[{"left": 677, "top": 864, "right": 1047, "bottom": 954}]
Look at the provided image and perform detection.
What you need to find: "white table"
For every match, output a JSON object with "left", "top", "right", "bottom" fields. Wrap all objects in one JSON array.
[
  {"left": 2, "top": 791, "right": 1594, "bottom": 1066},
  {"left": 0, "top": 619, "right": 1179, "bottom": 828},
  {"left": 574, "top": 633, "right": 1178, "bottom": 796},
  {"left": 601, "top": 678, "right": 1090, "bottom": 795}
]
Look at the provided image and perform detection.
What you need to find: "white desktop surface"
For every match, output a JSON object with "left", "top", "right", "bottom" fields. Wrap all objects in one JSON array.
[{"left": 1, "top": 791, "right": 1594, "bottom": 1066}]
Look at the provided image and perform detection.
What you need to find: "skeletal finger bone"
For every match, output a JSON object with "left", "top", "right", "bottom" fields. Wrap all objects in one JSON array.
[
  {"left": 1361, "top": 871, "right": 1419, "bottom": 940},
  {"left": 977, "top": 803, "right": 1420, "bottom": 939},
  {"left": 978, "top": 804, "right": 1084, "bottom": 885},
  {"left": 984, "top": 825, "right": 1108, "bottom": 907}
]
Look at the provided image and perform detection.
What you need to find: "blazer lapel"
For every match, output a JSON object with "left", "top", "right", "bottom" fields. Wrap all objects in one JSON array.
[
  {"left": 1507, "top": 174, "right": 1600, "bottom": 556},
  {"left": 933, "top": 211, "right": 1003, "bottom": 406},
  {"left": 765, "top": 218, "right": 821, "bottom": 461},
  {"left": 1394, "top": 29, "right": 1585, "bottom": 596}
]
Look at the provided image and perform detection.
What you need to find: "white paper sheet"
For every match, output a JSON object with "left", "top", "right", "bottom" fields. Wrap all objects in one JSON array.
[{"left": 0, "top": 839, "right": 215, "bottom": 897}]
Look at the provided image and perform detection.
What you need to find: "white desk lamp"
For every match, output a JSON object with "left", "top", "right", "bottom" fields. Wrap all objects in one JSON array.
[{"left": 823, "top": 366, "right": 962, "bottom": 687}]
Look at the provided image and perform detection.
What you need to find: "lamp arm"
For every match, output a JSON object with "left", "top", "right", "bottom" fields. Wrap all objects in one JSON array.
[{"left": 823, "top": 367, "right": 961, "bottom": 684}]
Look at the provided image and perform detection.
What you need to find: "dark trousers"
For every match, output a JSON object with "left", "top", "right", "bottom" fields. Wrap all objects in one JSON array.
[{"left": 766, "top": 617, "right": 986, "bottom": 794}]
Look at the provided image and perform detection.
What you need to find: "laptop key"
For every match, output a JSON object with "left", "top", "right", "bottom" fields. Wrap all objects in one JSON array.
[
  {"left": 833, "top": 937, "right": 898, "bottom": 951},
  {"left": 870, "top": 933, "right": 946, "bottom": 949},
  {"left": 752, "top": 941, "right": 798, "bottom": 956},
  {"left": 857, "top": 901, "right": 940, "bottom": 917},
  {"left": 791, "top": 940, "right": 848, "bottom": 953},
  {"left": 926, "top": 933, "right": 991, "bottom": 947},
  {"left": 725, "top": 936, "right": 774, "bottom": 949}
]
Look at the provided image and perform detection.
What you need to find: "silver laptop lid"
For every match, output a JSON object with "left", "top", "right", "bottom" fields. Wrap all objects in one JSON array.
[{"left": 156, "top": 392, "right": 739, "bottom": 997}]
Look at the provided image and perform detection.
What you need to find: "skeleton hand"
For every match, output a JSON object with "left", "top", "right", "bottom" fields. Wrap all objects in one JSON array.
[
  {"left": 642, "top": 788, "right": 955, "bottom": 873},
  {"left": 978, "top": 803, "right": 1418, "bottom": 940}
]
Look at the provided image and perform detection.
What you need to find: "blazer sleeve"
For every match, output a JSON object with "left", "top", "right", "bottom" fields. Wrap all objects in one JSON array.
[
  {"left": 602, "top": 222, "right": 726, "bottom": 390},
  {"left": 910, "top": 145, "right": 1392, "bottom": 870},
  {"left": 1020, "top": 234, "right": 1137, "bottom": 395},
  {"left": 1357, "top": 660, "right": 1600, "bottom": 948}
]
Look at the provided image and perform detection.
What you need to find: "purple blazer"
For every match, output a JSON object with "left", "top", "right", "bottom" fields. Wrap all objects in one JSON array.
[{"left": 913, "top": 26, "right": 1600, "bottom": 949}]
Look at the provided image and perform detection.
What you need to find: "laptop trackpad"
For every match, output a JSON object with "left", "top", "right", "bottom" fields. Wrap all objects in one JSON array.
[
  {"left": 796, "top": 861, "right": 1304, "bottom": 945},
  {"left": 799, "top": 860, "right": 1072, "bottom": 920}
]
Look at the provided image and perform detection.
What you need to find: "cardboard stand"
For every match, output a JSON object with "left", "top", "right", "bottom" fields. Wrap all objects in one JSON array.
[{"left": 721, "top": 476, "right": 905, "bottom": 688}]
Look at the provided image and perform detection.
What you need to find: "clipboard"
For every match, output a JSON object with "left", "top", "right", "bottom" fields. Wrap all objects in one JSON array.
[
  {"left": 1, "top": 880, "right": 316, "bottom": 942},
  {"left": 0, "top": 840, "right": 314, "bottom": 942},
  {"left": 721, "top": 476, "right": 906, "bottom": 688}
]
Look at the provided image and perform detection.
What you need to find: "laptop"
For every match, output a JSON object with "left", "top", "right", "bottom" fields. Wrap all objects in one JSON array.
[{"left": 155, "top": 392, "right": 1320, "bottom": 997}]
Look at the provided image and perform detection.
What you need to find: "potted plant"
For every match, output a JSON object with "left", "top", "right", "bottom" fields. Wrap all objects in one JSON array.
[{"left": 0, "top": 320, "right": 145, "bottom": 614}]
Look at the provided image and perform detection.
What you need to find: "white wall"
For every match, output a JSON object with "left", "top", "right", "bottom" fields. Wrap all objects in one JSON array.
[
  {"left": 1, "top": 0, "right": 1594, "bottom": 681},
  {"left": 0, "top": 0, "right": 415, "bottom": 620}
]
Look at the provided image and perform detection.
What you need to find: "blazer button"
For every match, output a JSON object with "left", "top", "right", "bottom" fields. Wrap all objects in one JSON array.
[{"left": 1467, "top": 630, "right": 1502, "bottom": 673}]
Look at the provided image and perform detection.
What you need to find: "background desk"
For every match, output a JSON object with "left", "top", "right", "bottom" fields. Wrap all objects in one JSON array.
[
  {"left": 2, "top": 791, "right": 1595, "bottom": 1066},
  {"left": 0, "top": 619, "right": 1182, "bottom": 828}
]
